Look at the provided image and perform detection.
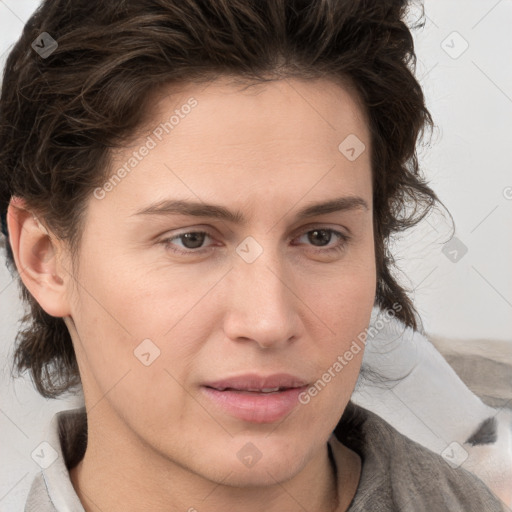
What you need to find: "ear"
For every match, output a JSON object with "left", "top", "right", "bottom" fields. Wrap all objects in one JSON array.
[{"left": 6, "top": 196, "right": 72, "bottom": 317}]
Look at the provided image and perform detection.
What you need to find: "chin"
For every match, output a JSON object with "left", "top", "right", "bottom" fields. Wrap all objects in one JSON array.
[
  {"left": 213, "top": 461, "right": 301, "bottom": 488},
  {"left": 202, "top": 439, "right": 307, "bottom": 487}
]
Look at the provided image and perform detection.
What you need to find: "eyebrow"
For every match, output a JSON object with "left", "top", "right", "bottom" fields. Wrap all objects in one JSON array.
[{"left": 132, "top": 195, "right": 369, "bottom": 224}]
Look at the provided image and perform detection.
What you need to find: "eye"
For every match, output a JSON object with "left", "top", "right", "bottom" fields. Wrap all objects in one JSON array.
[
  {"left": 160, "top": 231, "right": 214, "bottom": 255},
  {"left": 159, "top": 227, "right": 351, "bottom": 256},
  {"left": 293, "top": 228, "right": 350, "bottom": 254}
]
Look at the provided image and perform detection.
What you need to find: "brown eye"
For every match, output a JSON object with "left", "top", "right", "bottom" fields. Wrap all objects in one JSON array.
[
  {"left": 306, "top": 229, "right": 333, "bottom": 247},
  {"left": 161, "top": 231, "right": 214, "bottom": 254},
  {"left": 294, "top": 228, "right": 350, "bottom": 253},
  {"left": 177, "top": 232, "right": 207, "bottom": 249}
]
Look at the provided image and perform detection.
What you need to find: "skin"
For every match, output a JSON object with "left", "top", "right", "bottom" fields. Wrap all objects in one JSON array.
[{"left": 8, "top": 76, "right": 376, "bottom": 512}]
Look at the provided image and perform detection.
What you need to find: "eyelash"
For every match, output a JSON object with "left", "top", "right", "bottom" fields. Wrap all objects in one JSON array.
[{"left": 159, "top": 228, "right": 351, "bottom": 256}]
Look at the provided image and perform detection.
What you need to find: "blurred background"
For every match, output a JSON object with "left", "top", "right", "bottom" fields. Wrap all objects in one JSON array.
[{"left": 1, "top": 0, "right": 511, "bottom": 510}]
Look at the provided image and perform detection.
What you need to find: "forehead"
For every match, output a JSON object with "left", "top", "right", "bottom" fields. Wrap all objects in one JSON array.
[
  {"left": 145, "top": 75, "right": 370, "bottom": 152},
  {"left": 99, "top": 76, "right": 372, "bottom": 219}
]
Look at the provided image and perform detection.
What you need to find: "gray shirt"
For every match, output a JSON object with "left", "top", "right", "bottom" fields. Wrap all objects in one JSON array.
[{"left": 24, "top": 402, "right": 507, "bottom": 511}]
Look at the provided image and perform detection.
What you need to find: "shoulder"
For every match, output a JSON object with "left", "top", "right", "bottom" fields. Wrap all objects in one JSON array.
[
  {"left": 24, "top": 407, "right": 87, "bottom": 512},
  {"left": 24, "top": 473, "right": 57, "bottom": 512},
  {"left": 333, "top": 401, "right": 507, "bottom": 511}
]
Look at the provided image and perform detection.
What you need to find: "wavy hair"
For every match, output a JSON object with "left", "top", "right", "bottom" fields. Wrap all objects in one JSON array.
[{"left": 0, "top": 0, "right": 449, "bottom": 398}]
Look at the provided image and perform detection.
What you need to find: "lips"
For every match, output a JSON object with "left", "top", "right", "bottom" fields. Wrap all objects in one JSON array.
[
  {"left": 201, "top": 373, "right": 310, "bottom": 423},
  {"left": 211, "top": 387, "right": 285, "bottom": 393},
  {"left": 201, "top": 382, "right": 308, "bottom": 424},
  {"left": 203, "top": 372, "right": 308, "bottom": 392}
]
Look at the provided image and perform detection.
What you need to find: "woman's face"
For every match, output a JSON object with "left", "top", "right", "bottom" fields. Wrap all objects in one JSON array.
[{"left": 63, "top": 76, "right": 376, "bottom": 486}]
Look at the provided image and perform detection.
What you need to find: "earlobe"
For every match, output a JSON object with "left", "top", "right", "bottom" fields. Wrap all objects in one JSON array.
[{"left": 6, "top": 196, "right": 71, "bottom": 317}]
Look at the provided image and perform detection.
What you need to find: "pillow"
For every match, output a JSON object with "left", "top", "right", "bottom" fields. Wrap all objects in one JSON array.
[{"left": 352, "top": 306, "right": 512, "bottom": 506}]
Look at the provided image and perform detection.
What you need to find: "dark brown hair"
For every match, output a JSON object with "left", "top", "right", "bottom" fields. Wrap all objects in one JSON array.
[{"left": 0, "top": 0, "right": 449, "bottom": 398}]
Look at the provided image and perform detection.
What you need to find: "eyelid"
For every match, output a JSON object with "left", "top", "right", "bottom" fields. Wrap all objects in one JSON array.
[
  {"left": 289, "top": 221, "right": 351, "bottom": 239},
  {"left": 291, "top": 228, "right": 350, "bottom": 255},
  {"left": 159, "top": 224, "right": 351, "bottom": 255},
  {"left": 161, "top": 230, "right": 215, "bottom": 253}
]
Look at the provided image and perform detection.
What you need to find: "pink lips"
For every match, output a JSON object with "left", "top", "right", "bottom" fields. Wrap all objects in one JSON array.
[{"left": 201, "top": 373, "right": 308, "bottom": 423}]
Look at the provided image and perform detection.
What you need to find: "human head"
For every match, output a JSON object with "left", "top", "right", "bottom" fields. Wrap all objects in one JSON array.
[{"left": 1, "top": 0, "right": 439, "bottom": 402}]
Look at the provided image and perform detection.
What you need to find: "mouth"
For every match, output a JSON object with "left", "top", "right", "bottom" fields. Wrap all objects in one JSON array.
[
  {"left": 202, "top": 372, "right": 309, "bottom": 392},
  {"left": 200, "top": 377, "right": 309, "bottom": 424},
  {"left": 205, "top": 386, "right": 293, "bottom": 393}
]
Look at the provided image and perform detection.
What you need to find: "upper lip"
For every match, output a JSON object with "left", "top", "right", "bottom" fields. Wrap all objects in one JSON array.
[{"left": 203, "top": 373, "right": 309, "bottom": 391}]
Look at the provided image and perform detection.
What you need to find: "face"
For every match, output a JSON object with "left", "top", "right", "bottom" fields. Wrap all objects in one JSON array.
[{"left": 62, "top": 77, "right": 376, "bottom": 486}]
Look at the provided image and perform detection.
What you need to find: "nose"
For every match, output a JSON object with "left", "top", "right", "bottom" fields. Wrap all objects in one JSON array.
[{"left": 222, "top": 244, "right": 303, "bottom": 350}]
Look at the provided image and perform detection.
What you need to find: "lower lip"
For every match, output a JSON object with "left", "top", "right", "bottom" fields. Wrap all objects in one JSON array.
[{"left": 201, "top": 385, "right": 308, "bottom": 423}]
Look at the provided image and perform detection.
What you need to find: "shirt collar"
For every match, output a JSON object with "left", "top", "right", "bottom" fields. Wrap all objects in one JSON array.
[{"left": 28, "top": 403, "right": 369, "bottom": 512}]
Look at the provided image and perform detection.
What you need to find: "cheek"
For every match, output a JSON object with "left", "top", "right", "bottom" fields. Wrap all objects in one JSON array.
[
  {"left": 307, "top": 251, "right": 376, "bottom": 334},
  {"left": 307, "top": 254, "right": 376, "bottom": 386},
  {"left": 69, "top": 248, "right": 207, "bottom": 386},
  {"left": 72, "top": 247, "right": 176, "bottom": 339},
  {"left": 69, "top": 274, "right": 198, "bottom": 434},
  {"left": 332, "top": 272, "right": 376, "bottom": 331}
]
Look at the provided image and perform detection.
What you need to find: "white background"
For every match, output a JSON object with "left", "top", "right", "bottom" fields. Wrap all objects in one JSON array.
[{"left": 1, "top": 1, "right": 511, "bottom": 510}]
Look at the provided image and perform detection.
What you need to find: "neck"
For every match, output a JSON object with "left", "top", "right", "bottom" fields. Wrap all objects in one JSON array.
[{"left": 68, "top": 408, "right": 359, "bottom": 512}]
